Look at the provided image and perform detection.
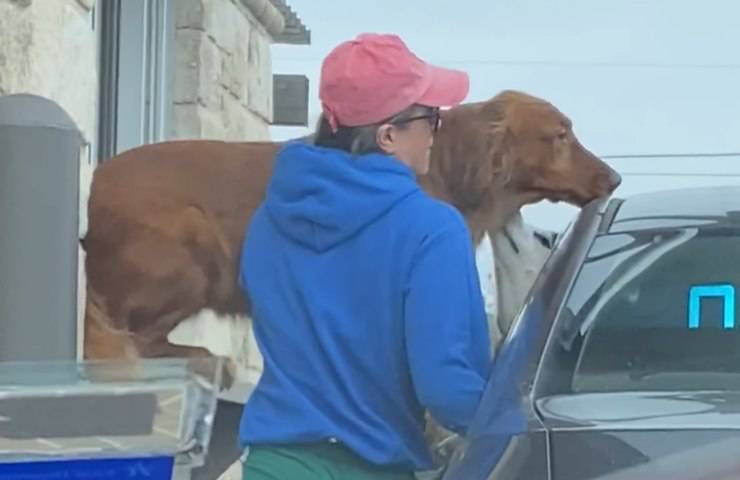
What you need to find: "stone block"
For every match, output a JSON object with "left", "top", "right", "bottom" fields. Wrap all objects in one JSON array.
[
  {"left": 221, "top": 94, "right": 242, "bottom": 140},
  {"left": 228, "top": 28, "right": 249, "bottom": 101},
  {"left": 199, "top": 103, "right": 229, "bottom": 139},
  {"left": 198, "top": 37, "right": 225, "bottom": 108},
  {"left": 173, "top": 102, "right": 227, "bottom": 140},
  {"left": 246, "top": 28, "right": 272, "bottom": 122},
  {"left": 243, "top": 107, "right": 270, "bottom": 140},
  {"left": 175, "top": 0, "right": 205, "bottom": 30},
  {"left": 220, "top": 51, "right": 232, "bottom": 93},
  {"left": 222, "top": 98, "right": 268, "bottom": 140},
  {"left": 0, "top": 3, "right": 34, "bottom": 90},
  {"left": 203, "top": 0, "right": 247, "bottom": 54},
  {"left": 173, "top": 29, "right": 201, "bottom": 104},
  {"left": 172, "top": 103, "right": 202, "bottom": 139},
  {"left": 174, "top": 29, "right": 224, "bottom": 109}
]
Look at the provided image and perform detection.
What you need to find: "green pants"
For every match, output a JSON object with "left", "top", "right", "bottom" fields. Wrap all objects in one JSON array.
[{"left": 241, "top": 443, "right": 416, "bottom": 480}]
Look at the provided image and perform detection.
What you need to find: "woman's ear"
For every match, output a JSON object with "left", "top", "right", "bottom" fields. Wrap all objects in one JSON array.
[{"left": 376, "top": 124, "right": 396, "bottom": 154}]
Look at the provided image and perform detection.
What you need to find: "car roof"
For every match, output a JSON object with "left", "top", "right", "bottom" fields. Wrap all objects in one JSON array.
[{"left": 604, "top": 185, "right": 740, "bottom": 233}]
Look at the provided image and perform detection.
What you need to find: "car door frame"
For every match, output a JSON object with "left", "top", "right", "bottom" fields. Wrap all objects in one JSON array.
[{"left": 443, "top": 197, "right": 611, "bottom": 480}]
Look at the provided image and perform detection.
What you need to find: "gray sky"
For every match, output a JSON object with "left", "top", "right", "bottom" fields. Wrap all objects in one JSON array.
[{"left": 270, "top": 0, "right": 740, "bottom": 231}]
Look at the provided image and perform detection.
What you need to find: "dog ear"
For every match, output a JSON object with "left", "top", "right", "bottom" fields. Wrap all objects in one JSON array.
[
  {"left": 428, "top": 102, "right": 513, "bottom": 214},
  {"left": 429, "top": 105, "right": 494, "bottom": 213},
  {"left": 484, "top": 112, "right": 514, "bottom": 191},
  {"left": 483, "top": 91, "right": 523, "bottom": 187}
]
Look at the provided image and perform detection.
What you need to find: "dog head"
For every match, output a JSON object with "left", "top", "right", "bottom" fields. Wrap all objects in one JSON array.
[{"left": 426, "top": 90, "right": 621, "bottom": 221}]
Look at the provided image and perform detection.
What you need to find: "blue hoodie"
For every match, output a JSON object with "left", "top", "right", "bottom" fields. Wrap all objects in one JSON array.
[{"left": 237, "top": 141, "right": 490, "bottom": 471}]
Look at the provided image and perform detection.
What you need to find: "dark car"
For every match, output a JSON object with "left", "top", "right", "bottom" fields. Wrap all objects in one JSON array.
[{"left": 443, "top": 185, "right": 740, "bottom": 480}]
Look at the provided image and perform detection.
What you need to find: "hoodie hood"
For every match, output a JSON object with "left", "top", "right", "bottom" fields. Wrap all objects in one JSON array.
[{"left": 264, "top": 142, "right": 419, "bottom": 252}]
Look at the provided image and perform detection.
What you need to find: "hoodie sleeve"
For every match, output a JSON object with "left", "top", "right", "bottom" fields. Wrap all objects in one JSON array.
[{"left": 404, "top": 219, "right": 492, "bottom": 434}]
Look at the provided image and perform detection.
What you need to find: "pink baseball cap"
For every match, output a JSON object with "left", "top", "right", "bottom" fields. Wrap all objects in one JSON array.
[{"left": 319, "top": 33, "right": 470, "bottom": 132}]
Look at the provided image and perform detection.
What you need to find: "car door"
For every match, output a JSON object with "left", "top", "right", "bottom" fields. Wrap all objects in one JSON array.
[
  {"left": 443, "top": 199, "right": 609, "bottom": 480},
  {"left": 533, "top": 226, "right": 740, "bottom": 480}
]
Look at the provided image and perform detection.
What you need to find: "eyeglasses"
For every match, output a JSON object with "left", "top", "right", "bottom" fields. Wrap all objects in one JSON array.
[{"left": 389, "top": 108, "right": 442, "bottom": 132}]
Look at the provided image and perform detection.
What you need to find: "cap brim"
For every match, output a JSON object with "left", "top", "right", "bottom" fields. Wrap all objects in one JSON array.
[{"left": 416, "top": 64, "right": 470, "bottom": 108}]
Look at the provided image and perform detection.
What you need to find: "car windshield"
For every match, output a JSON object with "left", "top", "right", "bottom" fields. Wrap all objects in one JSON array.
[{"left": 556, "top": 225, "right": 740, "bottom": 393}]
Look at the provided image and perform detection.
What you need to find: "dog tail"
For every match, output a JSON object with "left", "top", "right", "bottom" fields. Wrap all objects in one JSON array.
[{"left": 83, "top": 287, "right": 139, "bottom": 360}]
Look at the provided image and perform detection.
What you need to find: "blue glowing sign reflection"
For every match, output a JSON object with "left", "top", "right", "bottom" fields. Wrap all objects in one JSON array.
[{"left": 688, "top": 283, "right": 735, "bottom": 329}]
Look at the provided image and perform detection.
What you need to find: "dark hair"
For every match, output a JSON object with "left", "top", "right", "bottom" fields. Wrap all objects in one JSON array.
[
  {"left": 313, "top": 116, "right": 382, "bottom": 154},
  {"left": 313, "top": 105, "right": 423, "bottom": 155}
]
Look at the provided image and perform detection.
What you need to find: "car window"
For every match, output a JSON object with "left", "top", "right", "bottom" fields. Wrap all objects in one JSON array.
[{"left": 547, "top": 226, "right": 740, "bottom": 394}]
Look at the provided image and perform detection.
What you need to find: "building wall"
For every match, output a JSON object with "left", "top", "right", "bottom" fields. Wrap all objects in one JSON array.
[
  {"left": 172, "top": 0, "right": 274, "bottom": 141},
  {"left": 0, "top": 0, "right": 98, "bottom": 143}
]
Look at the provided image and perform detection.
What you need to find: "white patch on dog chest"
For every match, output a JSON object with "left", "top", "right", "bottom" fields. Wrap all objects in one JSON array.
[
  {"left": 167, "top": 309, "right": 263, "bottom": 402},
  {"left": 475, "top": 231, "right": 500, "bottom": 355}
]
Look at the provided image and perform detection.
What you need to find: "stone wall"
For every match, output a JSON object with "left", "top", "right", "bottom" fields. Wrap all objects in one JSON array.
[
  {"left": 173, "top": 0, "right": 274, "bottom": 141},
  {"left": 0, "top": 0, "right": 97, "bottom": 143}
]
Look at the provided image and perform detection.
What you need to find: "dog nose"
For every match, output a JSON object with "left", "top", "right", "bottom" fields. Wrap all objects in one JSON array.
[{"left": 608, "top": 169, "right": 622, "bottom": 189}]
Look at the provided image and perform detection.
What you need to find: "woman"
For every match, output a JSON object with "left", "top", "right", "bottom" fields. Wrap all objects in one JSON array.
[{"left": 238, "top": 33, "right": 490, "bottom": 479}]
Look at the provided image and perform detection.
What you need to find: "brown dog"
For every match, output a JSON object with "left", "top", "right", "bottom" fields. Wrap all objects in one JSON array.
[
  {"left": 81, "top": 90, "right": 620, "bottom": 381},
  {"left": 423, "top": 90, "right": 621, "bottom": 241}
]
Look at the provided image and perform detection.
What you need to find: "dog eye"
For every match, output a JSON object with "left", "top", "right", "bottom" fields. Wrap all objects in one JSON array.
[{"left": 557, "top": 130, "right": 568, "bottom": 141}]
